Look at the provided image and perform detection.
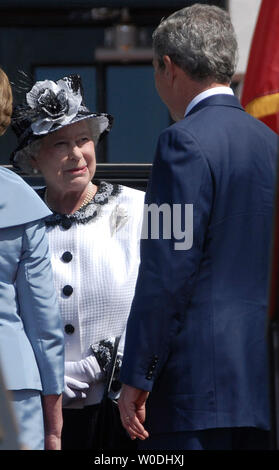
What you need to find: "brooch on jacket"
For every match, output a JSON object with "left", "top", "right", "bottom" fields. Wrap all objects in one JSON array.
[{"left": 110, "top": 204, "right": 129, "bottom": 236}]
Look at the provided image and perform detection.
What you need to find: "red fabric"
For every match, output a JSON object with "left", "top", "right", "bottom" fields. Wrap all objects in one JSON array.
[
  {"left": 241, "top": 0, "right": 279, "bottom": 132},
  {"left": 261, "top": 114, "right": 279, "bottom": 132}
]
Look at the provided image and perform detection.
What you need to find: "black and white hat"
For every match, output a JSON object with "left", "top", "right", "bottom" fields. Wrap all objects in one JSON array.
[{"left": 10, "top": 74, "right": 113, "bottom": 172}]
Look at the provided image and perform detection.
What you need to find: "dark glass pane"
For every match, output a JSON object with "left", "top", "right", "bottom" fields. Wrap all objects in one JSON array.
[{"left": 106, "top": 65, "right": 169, "bottom": 163}]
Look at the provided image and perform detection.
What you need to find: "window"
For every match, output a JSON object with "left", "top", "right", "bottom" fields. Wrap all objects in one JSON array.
[{"left": 106, "top": 65, "right": 169, "bottom": 163}]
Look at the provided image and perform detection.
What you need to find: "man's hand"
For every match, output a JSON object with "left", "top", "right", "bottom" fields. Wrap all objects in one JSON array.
[{"left": 118, "top": 384, "right": 149, "bottom": 441}]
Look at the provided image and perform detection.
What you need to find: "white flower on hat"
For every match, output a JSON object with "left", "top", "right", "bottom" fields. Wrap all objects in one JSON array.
[{"left": 26, "top": 78, "right": 82, "bottom": 135}]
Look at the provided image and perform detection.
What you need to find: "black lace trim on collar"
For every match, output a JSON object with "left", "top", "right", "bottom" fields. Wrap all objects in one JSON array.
[{"left": 37, "top": 180, "right": 121, "bottom": 228}]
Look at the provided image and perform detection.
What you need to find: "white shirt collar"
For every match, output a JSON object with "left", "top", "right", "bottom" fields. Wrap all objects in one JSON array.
[{"left": 185, "top": 86, "right": 234, "bottom": 117}]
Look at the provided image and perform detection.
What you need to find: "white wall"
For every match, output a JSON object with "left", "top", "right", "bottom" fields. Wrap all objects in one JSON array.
[{"left": 229, "top": 0, "right": 262, "bottom": 75}]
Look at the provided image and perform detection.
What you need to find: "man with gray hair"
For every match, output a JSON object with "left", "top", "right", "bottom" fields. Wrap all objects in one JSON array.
[{"left": 118, "top": 4, "right": 277, "bottom": 449}]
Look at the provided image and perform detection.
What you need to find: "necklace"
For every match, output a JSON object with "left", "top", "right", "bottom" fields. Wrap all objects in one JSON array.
[
  {"left": 79, "top": 183, "right": 95, "bottom": 209},
  {"left": 44, "top": 182, "right": 95, "bottom": 211}
]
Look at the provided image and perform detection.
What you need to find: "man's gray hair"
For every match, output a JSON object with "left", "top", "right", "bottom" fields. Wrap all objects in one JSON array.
[{"left": 152, "top": 4, "right": 238, "bottom": 83}]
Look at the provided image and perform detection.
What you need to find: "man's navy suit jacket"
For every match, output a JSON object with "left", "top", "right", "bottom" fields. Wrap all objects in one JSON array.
[{"left": 120, "top": 94, "right": 278, "bottom": 433}]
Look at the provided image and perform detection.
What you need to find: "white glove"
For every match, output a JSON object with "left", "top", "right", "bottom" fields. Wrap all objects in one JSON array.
[
  {"left": 63, "top": 356, "right": 104, "bottom": 406},
  {"left": 63, "top": 376, "right": 90, "bottom": 406},
  {"left": 65, "top": 355, "right": 103, "bottom": 384}
]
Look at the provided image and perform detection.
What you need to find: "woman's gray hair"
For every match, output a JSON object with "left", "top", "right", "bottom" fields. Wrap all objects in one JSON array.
[
  {"left": 13, "top": 139, "right": 42, "bottom": 174},
  {"left": 152, "top": 4, "right": 238, "bottom": 83}
]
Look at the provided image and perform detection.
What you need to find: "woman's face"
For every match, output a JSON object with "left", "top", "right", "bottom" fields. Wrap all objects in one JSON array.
[{"left": 32, "top": 119, "right": 96, "bottom": 194}]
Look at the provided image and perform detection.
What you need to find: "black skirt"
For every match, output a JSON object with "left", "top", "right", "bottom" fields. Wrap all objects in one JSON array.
[
  {"left": 61, "top": 404, "right": 138, "bottom": 451},
  {"left": 62, "top": 404, "right": 101, "bottom": 450}
]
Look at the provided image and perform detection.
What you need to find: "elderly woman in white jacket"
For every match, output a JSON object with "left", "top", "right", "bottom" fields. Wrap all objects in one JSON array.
[{"left": 10, "top": 74, "right": 144, "bottom": 450}]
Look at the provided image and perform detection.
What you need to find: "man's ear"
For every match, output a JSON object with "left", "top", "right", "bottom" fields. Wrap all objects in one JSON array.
[{"left": 162, "top": 55, "right": 175, "bottom": 84}]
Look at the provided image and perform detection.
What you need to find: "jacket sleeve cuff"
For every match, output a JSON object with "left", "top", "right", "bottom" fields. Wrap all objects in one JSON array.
[{"left": 119, "top": 369, "right": 154, "bottom": 393}]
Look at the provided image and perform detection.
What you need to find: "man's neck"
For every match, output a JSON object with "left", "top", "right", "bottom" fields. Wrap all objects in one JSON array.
[
  {"left": 173, "top": 72, "right": 231, "bottom": 121},
  {"left": 184, "top": 84, "right": 233, "bottom": 117}
]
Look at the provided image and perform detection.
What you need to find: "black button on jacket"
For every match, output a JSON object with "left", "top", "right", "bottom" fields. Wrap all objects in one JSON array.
[
  {"left": 63, "top": 285, "right": 73, "bottom": 296},
  {"left": 65, "top": 324, "right": 75, "bottom": 335},
  {"left": 62, "top": 251, "right": 73, "bottom": 263}
]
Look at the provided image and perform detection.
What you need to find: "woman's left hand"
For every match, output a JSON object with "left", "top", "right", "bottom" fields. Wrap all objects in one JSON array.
[
  {"left": 45, "top": 434, "right": 61, "bottom": 450},
  {"left": 42, "top": 394, "right": 63, "bottom": 450}
]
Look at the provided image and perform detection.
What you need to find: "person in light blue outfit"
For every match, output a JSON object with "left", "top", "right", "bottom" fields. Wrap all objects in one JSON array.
[{"left": 0, "top": 68, "right": 64, "bottom": 450}]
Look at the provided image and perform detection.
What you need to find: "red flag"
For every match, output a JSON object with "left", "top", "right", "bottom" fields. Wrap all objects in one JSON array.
[{"left": 241, "top": 0, "right": 279, "bottom": 133}]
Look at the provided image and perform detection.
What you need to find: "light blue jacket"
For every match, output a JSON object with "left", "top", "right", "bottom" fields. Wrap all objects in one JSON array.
[{"left": 0, "top": 167, "right": 64, "bottom": 394}]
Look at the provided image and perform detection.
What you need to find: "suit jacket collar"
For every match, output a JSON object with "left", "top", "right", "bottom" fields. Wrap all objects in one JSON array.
[{"left": 186, "top": 94, "right": 244, "bottom": 117}]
